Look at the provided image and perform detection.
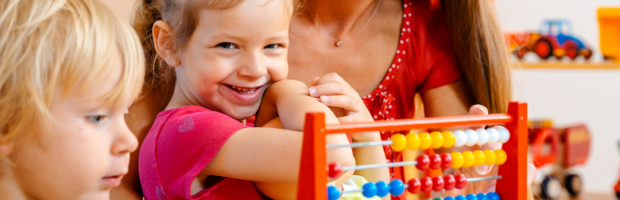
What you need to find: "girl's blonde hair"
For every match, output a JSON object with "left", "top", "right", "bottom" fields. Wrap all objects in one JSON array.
[{"left": 0, "top": 0, "right": 145, "bottom": 141}]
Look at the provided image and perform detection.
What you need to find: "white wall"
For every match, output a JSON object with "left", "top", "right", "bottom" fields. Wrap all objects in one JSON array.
[{"left": 498, "top": 0, "right": 620, "bottom": 193}]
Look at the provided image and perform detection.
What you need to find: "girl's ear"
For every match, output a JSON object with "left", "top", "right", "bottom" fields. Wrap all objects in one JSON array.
[
  {"left": 153, "top": 20, "right": 181, "bottom": 67},
  {"left": 0, "top": 137, "right": 14, "bottom": 157}
]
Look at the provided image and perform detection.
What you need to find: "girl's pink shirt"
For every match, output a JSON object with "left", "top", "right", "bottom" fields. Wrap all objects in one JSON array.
[{"left": 139, "top": 105, "right": 263, "bottom": 200}]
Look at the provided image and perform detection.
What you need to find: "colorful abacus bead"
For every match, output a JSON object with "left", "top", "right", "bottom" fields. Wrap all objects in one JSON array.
[
  {"left": 455, "top": 195, "right": 467, "bottom": 200},
  {"left": 464, "top": 129, "right": 478, "bottom": 146},
  {"left": 416, "top": 155, "right": 430, "bottom": 170},
  {"left": 453, "top": 130, "right": 467, "bottom": 147},
  {"left": 445, "top": 197, "right": 456, "bottom": 200},
  {"left": 440, "top": 153, "right": 453, "bottom": 169},
  {"left": 451, "top": 152, "right": 464, "bottom": 168},
  {"left": 328, "top": 162, "right": 341, "bottom": 178},
  {"left": 432, "top": 176, "right": 445, "bottom": 191},
  {"left": 429, "top": 154, "right": 442, "bottom": 169},
  {"left": 390, "top": 179, "right": 405, "bottom": 196},
  {"left": 430, "top": 131, "right": 444, "bottom": 149},
  {"left": 362, "top": 182, "right": 377, "bottom": 198},
  {"left": 327, "top": 185, "right": 340, "bottom": 200},
  {"left": 442, "top": 131, "right": 456, "bottom": 148},
  {"left": 419, "top": 132, "right": 432, "bottom": 150},
  {"left": 472, "top": 150, "right": 486, "bottom": 167},
  {"left": 486, "top": 127, "right": 500, "bottom": 144},
  {"left": 420, "top": 177, "right": 433, "bottom": 193},
  {"left": 487, "top": 192, "right": 500, "bottom": 200},
  {"left": 406, "top": 132, "right": 420, "bottom": 150},
  {"left": 476, "top": 193, "right": 487, "bottom": 200},
  {"left": 376, "top": 181, "right": 390, "bottom": 197},
  {"left": 407, "top": 178, "right": 421, "bottom": 193},
  {"left": 494, "top": 149, "right": 507, "bottom": 165},
  {"left": 461, "top": 151, "right": 475, "bottom": 168},
  {"left": 466, "top": 194, "right": 477, "bottom": 200},
  {"left": 475, "top": 128, "right": 489, "bottom": 145},
  {"left": 455, "top": 174, "right": 467, "bottom": 189},
  {"left": 444, "top": 175, "right": 456, "bottom": 190},
  {"left": 483, "top": 150, "right": 496, "bottom": 166},
  {"left": 391, "top": 134, "right": 407, "bottom": 152},
  {"left": 497, "top": 127, "right": 510, "bottom": 143}
]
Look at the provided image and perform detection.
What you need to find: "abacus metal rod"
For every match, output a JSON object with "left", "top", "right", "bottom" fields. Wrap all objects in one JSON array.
[
  {"left": 338, "top": 176, "right": 502, "bottom": 194},
  {"left": 341, "top": 161, "right": 418, "bottom": 171},
  {"left": 327, "top": 140, "right": 393, "bottom": 149}
]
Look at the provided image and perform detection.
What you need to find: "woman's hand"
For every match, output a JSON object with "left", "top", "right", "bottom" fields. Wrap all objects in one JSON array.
[{"left": 308, "top": 73, "right": 379, "bottom": 142}]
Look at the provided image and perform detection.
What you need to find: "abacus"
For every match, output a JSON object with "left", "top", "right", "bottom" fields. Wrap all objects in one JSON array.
[{"left": 296, "top": 102, "right": 528, "bottom": 200}]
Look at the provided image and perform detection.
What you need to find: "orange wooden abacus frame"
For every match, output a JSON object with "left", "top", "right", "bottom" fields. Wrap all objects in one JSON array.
[{"left": 296, "top": 101, "right": 528, "bottom": 200}]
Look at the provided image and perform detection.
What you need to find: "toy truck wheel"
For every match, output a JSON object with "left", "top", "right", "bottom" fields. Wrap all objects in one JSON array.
[
  {"left": 535, "top": 40, "right": 553, "bottom": 60},
  {"left": 565, "top": 174, "right": 582, "bottom": 197},
  {"left": 541, "top": 176, "right": 562, "bottom": 200},
  {"left": 567, "top": 47, "right": 579, "bottom": 60},
  {"left": 515, "top": 47, "right": 526, "bottom": 59},
  {"left": 581, "top": 49, "right": 593, "bottom": 60}
]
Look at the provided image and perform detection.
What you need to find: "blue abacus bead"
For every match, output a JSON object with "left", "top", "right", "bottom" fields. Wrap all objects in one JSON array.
[
  {"left": 389, "top": 179, "right": 405, "bottom": 196},
  {"left": 327, "top": 185, "right": 340, "bottom": 200},
  {"left": 444, "top": 196, "right": 456, "bottom": 200},
  {"left": 362, "top": 182, "right": 377, "bottom": 198},
  {"left": 487, "top": 192, "right": 500, "bottom": 200},
  {"left": 455, "top": 195, "right": 467, "bottom": 200},
  {"left": 476, "top": 193, "right": 487, "bottom": 200},
  {"left": 466, "top": 194, "right": 478, "bottom": 200},
  {"left": 375, "top": 181, "right": 390, "bottom": 197}
]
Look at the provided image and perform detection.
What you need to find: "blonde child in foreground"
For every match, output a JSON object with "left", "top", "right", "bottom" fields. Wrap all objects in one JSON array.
[
  {"left": 0, "top": 0, "right": 144, "bottom": 199},
  {"left": 134, "top": 0, "right": 389, "bottom": 199}
]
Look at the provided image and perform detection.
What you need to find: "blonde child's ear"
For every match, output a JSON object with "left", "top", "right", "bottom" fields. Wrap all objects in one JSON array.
[
  {"left": 0, "top": 138, "right": 14, "bottom": 157},
  {"left": 153, "top": 20, "right": 181, "bottom": 67}
]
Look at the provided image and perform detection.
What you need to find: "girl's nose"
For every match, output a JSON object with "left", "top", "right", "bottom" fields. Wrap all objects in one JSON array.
[{"left": 238, "top": 52, "right": 267, "bottom": 79}]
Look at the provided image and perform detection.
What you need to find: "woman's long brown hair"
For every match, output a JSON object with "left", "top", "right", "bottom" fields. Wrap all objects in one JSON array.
[{"left": 440, "top": 0, "right": 512, "bottom": 114}]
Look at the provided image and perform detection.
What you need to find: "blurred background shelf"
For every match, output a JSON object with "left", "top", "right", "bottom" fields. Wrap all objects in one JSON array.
[{"left": 514, "top": 62, "right": 620, "bottom": 69}]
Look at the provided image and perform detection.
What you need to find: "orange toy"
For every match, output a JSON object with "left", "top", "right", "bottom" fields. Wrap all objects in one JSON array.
[{"left": 296, "top": 101, "right": 528, "bottom": 200}]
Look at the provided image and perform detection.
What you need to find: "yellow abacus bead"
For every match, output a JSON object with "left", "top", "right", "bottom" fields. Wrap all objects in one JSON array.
[
  {"left": 418, "top": 132, "right": 432, "bottom": 150},
  {"left": 390, "top": 134, "right": 407, "bottom": 152},
  {"left": 483, "top": 149, "right": 496, "bottom": 165},
  {"left": 461, "top": 151, "right": 475, "bottom": 168},
  {"left": 406, "top": 133, "right": 420, "bottom": 150},
  {"left": 451, "top": 152, "right": 464, "bottom": 168},
  {"left": 472, "top": 150, "right": 486, "bottom": 167},
  {"left": 442, "top": 131, "right": 456, "bottom": 148},
  {"left": 430, "top": 131, "right": 444, "bottom": 149},
  {"left": 494, "top": 149, "right": 507, "bottom": 165}
]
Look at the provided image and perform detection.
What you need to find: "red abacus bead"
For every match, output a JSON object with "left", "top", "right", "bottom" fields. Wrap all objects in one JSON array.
[
  {"left": 328, "top": 162, "right": 341, "bottom": 178},
  {"left": 440, "top": 153, "right": 453, "bottom": 169},
  {"left": 455, "top": 174, "right": 467, "bottom": 189},
  {"left": 443, "top": 175, "right": 456, "bottom": 190},
  {"left": 420, "top": 177, "right": 433, "bottom": 193},
  {"left": 407, "top": 178, "right": 421, "bottom": 193},
  {"left": 429, "top": 154, "right": 442, "bottom": 169},
  {"left": 432, "top": 176, "right": 445, "bottom": 191},
  {"left": 416, "top": 155, "right": 430, "bottom": 170}
]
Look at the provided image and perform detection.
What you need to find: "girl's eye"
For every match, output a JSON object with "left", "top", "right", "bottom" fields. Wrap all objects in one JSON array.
[
  {"left": 86, "top": 116, "right": 106, "bottom": 124},
  {"left": 264, "top": 44, "right": 282, "bottom": 49},
  {"left": 216, "top": 42, "right": 238, "bottom": 49}
]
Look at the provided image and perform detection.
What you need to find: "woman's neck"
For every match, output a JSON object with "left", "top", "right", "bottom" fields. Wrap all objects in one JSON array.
[{"left": 303, "top": 0, "right": 379, "bottom": 39}]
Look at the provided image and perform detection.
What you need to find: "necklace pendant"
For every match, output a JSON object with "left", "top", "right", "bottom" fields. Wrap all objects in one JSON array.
[{"left": 335, "top": 40, "right": 343, "bottom": 47}]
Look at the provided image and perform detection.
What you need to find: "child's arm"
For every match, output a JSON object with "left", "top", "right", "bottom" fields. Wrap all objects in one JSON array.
[{"left": 200, "top": 80, "right": 355, "bottom": 184}]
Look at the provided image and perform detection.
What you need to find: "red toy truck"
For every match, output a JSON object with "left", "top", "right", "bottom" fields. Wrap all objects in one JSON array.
[{"left": 529, "top": 120, "right": 591, "bottom": 199}]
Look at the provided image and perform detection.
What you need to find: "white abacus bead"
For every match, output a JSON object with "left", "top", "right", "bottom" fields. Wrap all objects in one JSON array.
[
  {"left": 486, "top": 127, "right": 500, "bottom": 144},
  {"left": 453, "top": 130, "right": 467, "bottom": 147},
  {"left": 464, "top": 129, "right": 478, "bottom": 146},
  {"left": 497, "top": 126, "right": 510, "bottom": 143},
  {"left": 475, "top": 128, "right": 489, "bottom": 145}
]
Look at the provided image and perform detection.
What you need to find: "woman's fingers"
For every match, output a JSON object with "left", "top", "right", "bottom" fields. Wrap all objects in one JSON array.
[
  {"left": 309, "top": 82, "right": 352, "bottom": 98},
  {"left": 311, "top": 72, "right": 347, "bottom": 87},
  {"left": 318, "top": 95, "right": 362, "bottom": 113},
  {"left": 526, "top": 163, "right": 537, "bottom": 188},
  {"left": 467, "top": 104, "right": 489, "bottom": 130}
]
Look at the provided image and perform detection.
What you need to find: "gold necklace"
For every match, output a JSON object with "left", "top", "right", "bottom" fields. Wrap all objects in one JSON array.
[{"left": 317, "top": 0, "right": 382, "bottom": 47}]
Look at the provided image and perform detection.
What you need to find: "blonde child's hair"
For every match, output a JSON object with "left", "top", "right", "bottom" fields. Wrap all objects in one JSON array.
[{"left": 0, "top": 0, "right": 145, "bottom": 142}]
